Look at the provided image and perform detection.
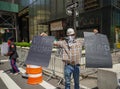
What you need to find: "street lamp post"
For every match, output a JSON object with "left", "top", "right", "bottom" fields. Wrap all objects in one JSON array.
[
  {"left": 72, "top": 0, "right": 76, "bottom": 32},
  {"left": 66, "top": 0, "right": 79, "bottom": 32}
]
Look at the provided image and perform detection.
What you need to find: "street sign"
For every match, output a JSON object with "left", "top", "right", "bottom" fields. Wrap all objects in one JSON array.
[
  {"left": 66, "top": 2, "right": 79, "bottom": 10},
  {"left": 66, "top": 1, "right": 79, "bottom": 16},
  {"left": 66, "top": 9, "right": 79, "bottom": 16}
]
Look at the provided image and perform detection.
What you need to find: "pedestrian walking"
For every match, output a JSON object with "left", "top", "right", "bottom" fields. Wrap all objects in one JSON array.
[
  {"left": 41, "top": 28, "right": 84, "bottom": 89},
  {"left": 5, "top": 37, "right": 20, "bottom": 75}
]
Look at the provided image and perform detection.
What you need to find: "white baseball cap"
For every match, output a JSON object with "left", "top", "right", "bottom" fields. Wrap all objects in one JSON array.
[{"left": 66, "top": 28, "right": 75, "bottom": 35}]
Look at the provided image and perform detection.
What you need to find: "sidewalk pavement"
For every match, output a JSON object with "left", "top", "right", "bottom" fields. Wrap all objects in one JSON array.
[{"left": 0, "top": 51, "right": 120, "bottom": 89}]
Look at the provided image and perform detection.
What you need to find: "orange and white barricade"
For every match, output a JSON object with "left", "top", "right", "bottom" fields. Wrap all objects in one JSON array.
[{"left": 26, "top": 65, "right": 43, "bottom": 84}]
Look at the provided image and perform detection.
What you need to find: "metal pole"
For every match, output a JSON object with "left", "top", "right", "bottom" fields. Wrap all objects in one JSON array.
[
  {"left": 66, "top": 0, "right": 78, "bottom": 32},
  {"left": 14, "top": 14, "right": 18, "bottom": 42},
  {"left": 72, "top": 0, "right": 77, "bottom": 32}
]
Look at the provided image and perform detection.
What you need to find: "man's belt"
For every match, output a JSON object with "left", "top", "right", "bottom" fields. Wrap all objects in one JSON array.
[
  {"left": 67, "top": 63, "right": 80, "bottom": 66},
  {"left": 64, "top": 60, "right": 80, "bottom": 66}
]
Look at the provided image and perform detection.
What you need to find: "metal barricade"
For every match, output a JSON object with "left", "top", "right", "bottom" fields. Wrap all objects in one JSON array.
[
  {"left": 17, "top": 47, "right": 29, "bottom": 66},
  {"left": 44, "top": 47, "right": 64, "bottom": 85},
  {"left": 45, "top": 48, "right": 87, "bottom": 85}
]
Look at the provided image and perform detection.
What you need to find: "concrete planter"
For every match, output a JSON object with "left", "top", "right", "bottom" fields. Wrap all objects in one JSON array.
[{"left": 98, "top": 64, "right": 120, "bottom": 89}]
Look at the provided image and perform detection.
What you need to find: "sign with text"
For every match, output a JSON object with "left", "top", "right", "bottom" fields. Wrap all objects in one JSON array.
[
  {"left": 84, "top": 32, "right": 112, "bottom": 68},
  {"left": 25, "top": 36, "right": 54, "bottom": 67},
  {"left": 50, "top": 21, "right": 63, "bottom": 31}
]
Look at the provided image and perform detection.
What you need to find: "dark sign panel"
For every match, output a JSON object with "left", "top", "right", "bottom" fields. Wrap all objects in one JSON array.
[
  {"left": 84, "top": 32, "right": 112, "bottom": 68},
  {"left": 25, "top": 36, "right": 54, "bottom": 67}
]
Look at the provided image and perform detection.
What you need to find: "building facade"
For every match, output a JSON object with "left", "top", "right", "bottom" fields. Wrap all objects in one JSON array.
[
  {"left": 17, "top": 0, "right": 120, "bottom": 47},
  {"left": 28, "top": 0, "right": 67, "bottom": 41},
  {"left": 0, "top": 0, "right": 19, "bottom": 42},
  {"left": 1, "top": 0, "right": 120, "bottom": 48},
  {"left": 78, "top": 0, "right": 120, "bottom": 47}
]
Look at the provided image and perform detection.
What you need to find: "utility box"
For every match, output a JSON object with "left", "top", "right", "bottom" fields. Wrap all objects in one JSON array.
[{"left": 98, "top": 64, "right": 120, "bottom": 89}]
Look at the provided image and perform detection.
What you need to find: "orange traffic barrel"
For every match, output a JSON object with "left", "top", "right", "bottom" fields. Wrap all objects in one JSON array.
[{"left": 26, "top": 65, "right": 43, "bottom": 84}]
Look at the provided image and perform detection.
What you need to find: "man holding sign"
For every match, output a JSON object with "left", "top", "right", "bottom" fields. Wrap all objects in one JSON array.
[
  {"left": 41, "top": 28, "right": 112, "bottom": 89},
  {"left": 41, "top": 28, "right": 84, "bottom": 89}
]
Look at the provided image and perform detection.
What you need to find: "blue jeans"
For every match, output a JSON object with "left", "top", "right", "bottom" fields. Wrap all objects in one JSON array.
[
  {"left": 10, "top": 58, "right": 19, "bottom": 73},
  {"left": 64, "top": 64, "right": 80, "bottom": 89}
]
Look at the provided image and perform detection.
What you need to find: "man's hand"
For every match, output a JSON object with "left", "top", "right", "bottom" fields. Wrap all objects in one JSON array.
[{"left": 40, "top": 32, "right": 48, "bottom": 36}]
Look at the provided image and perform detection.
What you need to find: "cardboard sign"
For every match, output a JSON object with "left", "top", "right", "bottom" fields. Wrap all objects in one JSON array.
[
  {"left": 84, "top": 32, "right": 112, "bottom": 68},
  {"left": 25, "top": 36, "right": 55, "bottom": 67}
]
